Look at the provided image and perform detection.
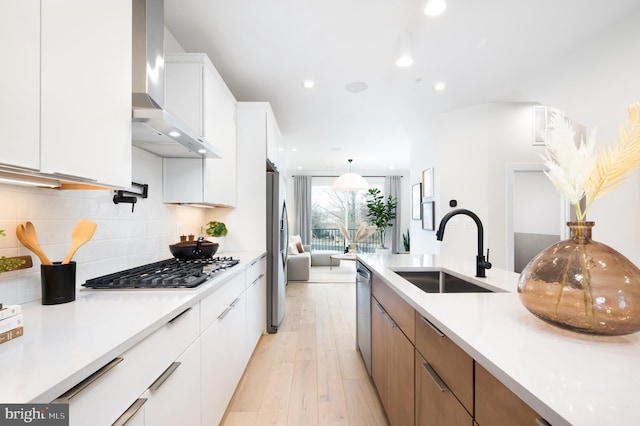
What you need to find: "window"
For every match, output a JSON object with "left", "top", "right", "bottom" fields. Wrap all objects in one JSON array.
[{"left": 310, "top": 177, "right": 384, "bottom": 252}]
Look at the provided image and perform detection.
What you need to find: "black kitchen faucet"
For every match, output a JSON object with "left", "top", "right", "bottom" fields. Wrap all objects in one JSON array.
[{"left": 436, "top": 208, "right": 492, "bottom": 278}]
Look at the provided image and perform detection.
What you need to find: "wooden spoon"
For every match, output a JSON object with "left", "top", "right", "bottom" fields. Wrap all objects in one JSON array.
[
  {"left": 16, "top": 222, "right": 52, "bottom": 265},
  {"left": 62, "top": 219, "right": 97, "bottom": 264}
]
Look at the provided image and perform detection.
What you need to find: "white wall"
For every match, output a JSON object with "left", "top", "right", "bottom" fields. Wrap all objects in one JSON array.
[
  {"left": 410, "top": 7, "right": 640, "bottom": 269},
  {"left": 0, "top": 148, "right": 206, "bottom": 305},
  {"left": 519, "top": 6, "right": 640, "bottom": 264}
]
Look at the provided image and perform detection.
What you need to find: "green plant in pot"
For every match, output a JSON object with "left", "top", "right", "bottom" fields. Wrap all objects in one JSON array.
[
  {"left": 0, "top": 230, "right": 26, "bottom": 273},
  {"left": 365, "top": 188, "right": 397, "bottom": 249},
  {"left": 204, "top": 221, "right": 228, "bottom": 238},
  {"left": 204, "top": 221, "right": 228, "bottom": 253}
]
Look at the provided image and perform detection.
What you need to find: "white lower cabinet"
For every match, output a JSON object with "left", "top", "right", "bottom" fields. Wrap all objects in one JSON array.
[
  {"left": 54, "top": 257, "right": 266, "bottom": 426},
  {"left": 55, "top": 305, "right": 199, "bottom": 426},
  {"left": 201, "top": 288, "right": 247, "bottom": 425},
  {"left": 142, "top": 338, "right": 201, "bottom": 426}
]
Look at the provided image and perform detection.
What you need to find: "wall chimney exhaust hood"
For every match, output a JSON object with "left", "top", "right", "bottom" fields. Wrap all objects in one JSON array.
[{"left": 131, "top": 0, "right": 221, "bottom": 158}]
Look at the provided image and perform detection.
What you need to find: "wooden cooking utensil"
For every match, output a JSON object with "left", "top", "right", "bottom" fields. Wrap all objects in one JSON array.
[
  {"left": 62, "top": 219, "right": 97, "bottom": 264},
  {"left": 16, "top": 222, "right": 52, "bottom": 265}
]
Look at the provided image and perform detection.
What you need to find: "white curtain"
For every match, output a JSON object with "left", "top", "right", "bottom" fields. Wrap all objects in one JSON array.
[
  {"left": 385, "top": 176, "right": 402, "bottom": 253},
  {"left": 293, "top": 175, "right": 312, "bottom": 244}
]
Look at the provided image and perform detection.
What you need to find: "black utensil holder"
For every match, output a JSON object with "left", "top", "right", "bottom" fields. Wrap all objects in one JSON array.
[{"left": 41, "top": 262, "right": 76, "bottom": 305}]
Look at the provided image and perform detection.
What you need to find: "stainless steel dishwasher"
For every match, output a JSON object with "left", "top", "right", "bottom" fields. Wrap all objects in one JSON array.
[{"left": 356, "top": 260, "right": 372, "bottom": 376}]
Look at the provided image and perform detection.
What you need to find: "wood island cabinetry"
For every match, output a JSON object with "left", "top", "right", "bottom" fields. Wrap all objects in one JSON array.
[
  {"left": 371, "top": 274, "right": 414, "bottom": 426},
  {"left": 369, "top": 271, "right": 548, "bottom": 426}
]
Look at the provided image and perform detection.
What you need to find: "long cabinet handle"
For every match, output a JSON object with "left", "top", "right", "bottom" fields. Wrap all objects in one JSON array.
[
  {"left": 422, "top": 362, "right": 450, "bottom": 393},
  {"left": 149, "top": 362, "right": 181, "bottom": 391},
  {"left": 421, "top": 316, "right": 445, "bottom": 337},
  {"left": 112, "top": 398, "right": 147, "bottom": 426},
  {"left": 375, "top": 302, "right": 385, "bottom": 313},
  {"left": 230, "top": 297, "right": 241, "bottom": 307},
  {"left": 251, "top": 273, "right": 265, "bottom": 286},
  {"left": 218, "top": 306, "right": 233, "bottom": 320},
  {"left": 57, "top": 357, "right": 124, "bottom": 401},
  {"left": 535, "top": 419, "right": 551, "bottom": 426},
  {"left": 168, "top": 307, "right": 192, "bottom": 324},
  {"left": 383, "top": 312, "right": 397, "bottom": 328}
]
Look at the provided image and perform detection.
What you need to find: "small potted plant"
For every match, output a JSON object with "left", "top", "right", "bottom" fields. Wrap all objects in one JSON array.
[
  {"left": 365, "top": 188, "right": 397, "bottom": 253},
  {"left": 0, "top": 229, "right": 26, "bottom": 273},
  {"left": 203, "top": 221, "right": 228, "bottom": 253}
]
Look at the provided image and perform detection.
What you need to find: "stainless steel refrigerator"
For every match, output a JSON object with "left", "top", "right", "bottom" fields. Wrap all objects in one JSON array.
[{"left": 266, "top": 161, "right": 288, "bottom": 333}]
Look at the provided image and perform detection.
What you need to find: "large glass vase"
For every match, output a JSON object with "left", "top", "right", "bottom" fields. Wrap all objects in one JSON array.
[{"left": 518, "top": 222, "right": 640, "bottom": 335}]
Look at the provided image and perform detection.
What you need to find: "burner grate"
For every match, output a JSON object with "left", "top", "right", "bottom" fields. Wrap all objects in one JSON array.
[{"left": 82, "top": 257, "right": 238, "bottom": 289}]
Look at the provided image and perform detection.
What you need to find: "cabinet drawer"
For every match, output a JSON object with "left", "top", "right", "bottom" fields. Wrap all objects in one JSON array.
[
  {"left": 475, "top": 362, "right": 546, "bottom": 426},
  {"left": 415, "top": 351, "right": 472, "bottom": 426},
  {"left": 55, "top": 304, "right": 199, "bottom": 425},
  {"left": 201, "top": 272, "right": 246, "bottom": 331},
  {"left": 372, "top": 274, "right": 414, "bottom": 343},
  {"left": 415, "top": 311, "right": 473, "bottom": 413},
  {"left": 246, "top": 256, "right": 266, "bottom": 287}
]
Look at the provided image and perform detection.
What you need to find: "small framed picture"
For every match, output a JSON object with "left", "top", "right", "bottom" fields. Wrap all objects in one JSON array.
[
  {"left": 412, "top": 183, "right": 422, "bottom": 220},
  {"left": 422, "top": 201, "right": 435, "bottom": 231},
  {"left": 422, "top": 168, "right": 434, "bottom": 198}
]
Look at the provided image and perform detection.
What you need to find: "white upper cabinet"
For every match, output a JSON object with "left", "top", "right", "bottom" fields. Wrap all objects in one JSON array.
[
  {"left": 0, "top": 0, "right": 40, "bottom": 171},
  {"left": 40, "top": 0, "right": 132, "bottom": 188},
  {"left": 164, "top": 53, "right": 237, "bottom": 207},
  {"left": 0, "top": 0, "right": 132, "bottom": 188}
]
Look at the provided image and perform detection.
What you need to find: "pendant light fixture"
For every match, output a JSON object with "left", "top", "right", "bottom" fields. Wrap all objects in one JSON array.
[
  {"left": 332, "top": 159, "right": 369, "bottom": 191},
  {"left": 396, "top": 32, "right": 414, "bottom": 68}
]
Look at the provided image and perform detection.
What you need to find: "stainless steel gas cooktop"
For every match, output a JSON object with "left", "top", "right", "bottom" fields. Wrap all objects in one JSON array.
[{"left": 82, "top": 257, "right": 239, "bottom": 290}]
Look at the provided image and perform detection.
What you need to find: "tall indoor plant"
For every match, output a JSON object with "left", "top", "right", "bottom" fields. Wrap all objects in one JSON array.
[{"left": 365, "top": 188, "right": 397, "bottom": 249}]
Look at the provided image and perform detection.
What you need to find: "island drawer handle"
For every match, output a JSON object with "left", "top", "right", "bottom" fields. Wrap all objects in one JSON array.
[
  {"left": 421, "top": 316, "right": 445, "bottom": 337},
  {"left": 535, "top": 419, "right": 551, "bottom": 426},
  {"left": 422, "top": 362, "right": 450, "bottom": 392},
  {"left": 113, "top": 398, "right": 147, "bottom": 426},
  {"left": 57, "top": 357, "right": 124, "bottom": 401},
  {"left": 149, "top": 362, "right": 182, "bottom": 391},
  {"left": 383, "top": 312, "right": 397, "bottom": 328},
  {"left": 168, "top": 307, "right": 192, "bottom": 324},
  {"left": 375, "top": 302, "right": 385, "bottom": 313}
]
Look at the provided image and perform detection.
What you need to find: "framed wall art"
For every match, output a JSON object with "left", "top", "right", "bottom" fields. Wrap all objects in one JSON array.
[
  {"left": 412, "top": 183, "right": 422, "bottom": 220},
  {"left": 422, "top": 168, "right": 434, "bottom": 198},
  {"left": 422, "top": 201, "right": 435, "bottom": 231}
]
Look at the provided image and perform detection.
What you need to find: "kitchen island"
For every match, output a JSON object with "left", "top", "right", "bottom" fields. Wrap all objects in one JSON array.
[
  {"left": 0, "top": 251, "right": 266, "bottom": 426},
  {"left": 358, "top": 253, "right": 640, "bottom": 426}
]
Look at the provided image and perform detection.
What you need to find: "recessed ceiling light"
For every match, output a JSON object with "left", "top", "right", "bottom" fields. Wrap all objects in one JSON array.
[
  {"left": 424, "top": 0, "right": 447, "bottom": 16},
  {"left": 302, "top": 80, "right": 315, "bottom": 89},
  {"left": 345, "top": 82, "right": 368, "bottom": 93},
  {"left": 434, "top": 81, "right": 446, "bottom": 92},
  {"left": 168, "top": 131, "right": 180, "bottom": 137},
  {"left": 198, "top": 149, "right": 207, "bottom": 154},
  {"left": 291, "top": 147, "right": 297, "bottom": 152}
]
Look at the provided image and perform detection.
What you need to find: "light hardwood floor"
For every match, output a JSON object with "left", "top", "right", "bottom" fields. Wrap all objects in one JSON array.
[{"left": 220, "top": 281, "right": 389, "bottom": 426}]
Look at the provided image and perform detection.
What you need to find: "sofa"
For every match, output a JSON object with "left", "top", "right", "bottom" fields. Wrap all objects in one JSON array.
[{"left": 286, "top": 243, "right": 341, "bottom": 282}]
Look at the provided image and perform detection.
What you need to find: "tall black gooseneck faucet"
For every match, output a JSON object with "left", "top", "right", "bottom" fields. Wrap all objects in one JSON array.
[{"left": 435, "top": 208, "right": 492, "bottom": 278}]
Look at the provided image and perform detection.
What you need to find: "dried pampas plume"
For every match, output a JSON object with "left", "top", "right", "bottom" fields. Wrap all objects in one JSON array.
[{"left": 337, "top": 222, "right": 376, "bottom": 242}]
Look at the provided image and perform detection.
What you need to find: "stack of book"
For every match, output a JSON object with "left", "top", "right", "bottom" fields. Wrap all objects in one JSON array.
[{"left": 0, "top": 304, "right": 23, "bottom": 344}]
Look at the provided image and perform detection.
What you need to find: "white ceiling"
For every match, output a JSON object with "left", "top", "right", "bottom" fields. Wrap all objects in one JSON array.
[{"left": 164, "top": 0, "right": 640, "bottom": 174}]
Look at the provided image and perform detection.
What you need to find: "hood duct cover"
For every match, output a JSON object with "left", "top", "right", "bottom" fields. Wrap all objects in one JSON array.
[{"left": 131, "top": 0, "right": 221, "bottom": 158}]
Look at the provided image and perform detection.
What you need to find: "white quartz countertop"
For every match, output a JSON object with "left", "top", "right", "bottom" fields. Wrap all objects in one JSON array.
[
  {"left": 357, "top": 253, "right": 640, "bottom": 426},
  {"left": 0, "top": 251, "right": 265, "bottom": 404}
]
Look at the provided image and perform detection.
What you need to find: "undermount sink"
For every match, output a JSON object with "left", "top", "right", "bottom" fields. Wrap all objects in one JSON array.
[{"left": 394, "top": 271, "right": 492, "bottom": 294}]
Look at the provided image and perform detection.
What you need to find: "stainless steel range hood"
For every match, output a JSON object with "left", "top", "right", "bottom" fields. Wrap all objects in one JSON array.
[{"left": 131, "top": 0, "right": 221, "bottom": 158}]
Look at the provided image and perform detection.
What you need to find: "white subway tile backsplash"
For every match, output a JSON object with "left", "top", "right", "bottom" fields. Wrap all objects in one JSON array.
[{"left": 0, "top": 148, "right": 206, "bottom": 305}]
